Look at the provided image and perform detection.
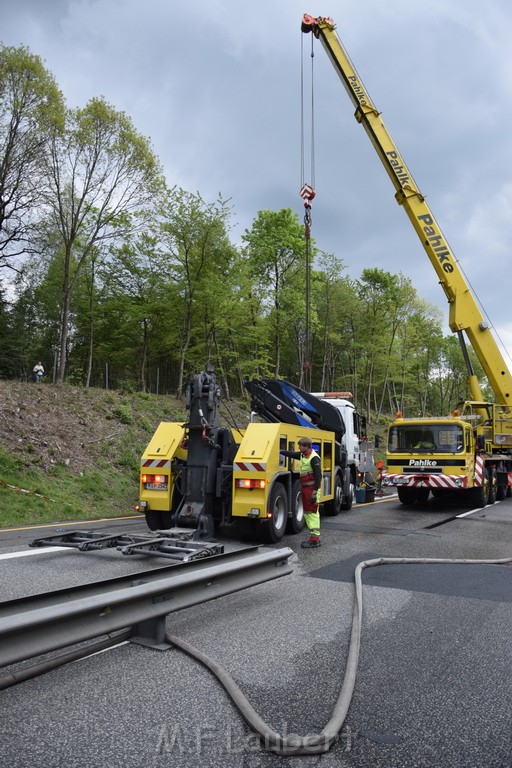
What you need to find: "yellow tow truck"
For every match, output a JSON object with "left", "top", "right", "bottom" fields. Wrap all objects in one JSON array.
[{"left": 138, "top": 369, "right": 361, "bottom": 541}]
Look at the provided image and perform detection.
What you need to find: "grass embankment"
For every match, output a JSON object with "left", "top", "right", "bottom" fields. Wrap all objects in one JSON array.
[
  {"left": 0, "top": 450, "right": 141, "bottom": 528},
  {"left": 0, "top": 383, "right": 194, "bottom": 529}
]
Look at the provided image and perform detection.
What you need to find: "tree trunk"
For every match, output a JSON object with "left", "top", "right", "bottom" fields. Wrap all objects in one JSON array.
[
  {"left": 176, "top": 307, "right": 192, "bottom": 396},
  {"left": 85, "top": 313, "right": 93, "bottom": 389},
  {"left": 140, "top": 318, "right": 149, "bottom": 393},
  {"left": 56, "top": 286, "right": 71, "bottom": 385},
  {"left": 214, "top": 333, "right": 230, "bottom": 399}
]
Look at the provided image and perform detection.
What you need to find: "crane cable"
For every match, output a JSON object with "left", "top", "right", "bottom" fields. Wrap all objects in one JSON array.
[
  {"left": 300, "top": 31, "right": 316, "bottom": 380},
  {"left": 300, "top": 30, "right": 315, "bottom": 194}
]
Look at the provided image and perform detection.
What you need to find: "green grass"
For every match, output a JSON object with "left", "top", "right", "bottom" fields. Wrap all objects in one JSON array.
[
  {"left": 0, "top": 384, "right": 200, "bottom": 529},
  {"left": 0, "top": 381, "right": 254, "bottom": 531},
  {"left": 0, "top": 448, "right": 141, "bottom": 528}
]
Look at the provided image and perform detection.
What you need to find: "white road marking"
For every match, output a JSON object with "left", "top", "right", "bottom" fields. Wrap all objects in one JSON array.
[
  {"left": 456, "top": 501, "right": 499, "bottom": 518},
  {"left": 0, "top": 546, "right": 69, "bottom": 560},
  {"left": 77, "top": 641, "right": 130, "bottom": 661}
]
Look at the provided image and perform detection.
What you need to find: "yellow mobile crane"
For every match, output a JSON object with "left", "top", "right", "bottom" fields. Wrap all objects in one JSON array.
[{"left": 302, "top": 15, "right": 512, "bottom": 506}]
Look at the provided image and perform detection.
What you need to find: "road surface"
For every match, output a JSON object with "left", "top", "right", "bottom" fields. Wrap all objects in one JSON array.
[{"left": 0, "top": 493, "right": 511, "bottom": 768}]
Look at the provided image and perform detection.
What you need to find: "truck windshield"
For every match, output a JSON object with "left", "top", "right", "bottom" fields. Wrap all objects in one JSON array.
[{"left": 388, "top": 424, "right": 464, "bottom": 453}]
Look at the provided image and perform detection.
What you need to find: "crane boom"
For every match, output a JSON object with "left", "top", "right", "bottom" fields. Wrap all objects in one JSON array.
[{"left": 302, "top": 14, "right": 512, "bottom": 409}]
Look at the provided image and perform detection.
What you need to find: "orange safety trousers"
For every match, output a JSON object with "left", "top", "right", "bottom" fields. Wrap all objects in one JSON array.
[{"left": 301, "top": 471, "right": 320, "bottom": 539}]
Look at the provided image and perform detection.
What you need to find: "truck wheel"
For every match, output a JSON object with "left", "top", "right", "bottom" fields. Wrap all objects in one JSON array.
[
  {"left": 340, "top": 469, "right": 353, "bottom": 511},
  {"left": 258, "top": 482, "right": 288, "bottom": 543},
  {"left": 468, "top": 468, "right": 489, "bottom": 508},
  {"left": 496, "top": 484, "right": 506, "bottom": 501},
  {"left": 286, "top": 478, "right": 305, "bottom": 534},
  {"left": 397, "top": 487, "right": 429, "bottom": 506},
  {"left": 487, "top": 467, "right": 497, "bottom": 505},
  {"left": 145, "top": 510, "right": 165, "bottom": 531},
  {"left": 325, "top": 471, "right": 343, "bottom": 515},
  {"left": 156, "top": 512, "right": 173, "bottom": 530}
]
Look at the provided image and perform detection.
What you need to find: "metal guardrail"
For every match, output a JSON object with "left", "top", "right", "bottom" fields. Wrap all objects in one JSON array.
[{"left": 0, "top": 546, "right": 293, "bottom": 668}]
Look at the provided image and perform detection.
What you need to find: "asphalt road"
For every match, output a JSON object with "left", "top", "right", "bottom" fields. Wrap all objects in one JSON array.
[{"left": 0, "top": 493, "right": 511, "bottom": 768}]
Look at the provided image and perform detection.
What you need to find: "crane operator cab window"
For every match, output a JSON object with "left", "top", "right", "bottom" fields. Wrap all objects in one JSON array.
[
  {"left": 412, "top": 432, "right": 435, "bottom": 450},
  {"left": 388, "top": 424, "right": 464, "bottom": 453}
]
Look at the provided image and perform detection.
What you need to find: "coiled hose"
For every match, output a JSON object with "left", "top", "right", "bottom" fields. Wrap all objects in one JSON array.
[{"left": 166, "top": 555, "right": 512, "bottom": 756}]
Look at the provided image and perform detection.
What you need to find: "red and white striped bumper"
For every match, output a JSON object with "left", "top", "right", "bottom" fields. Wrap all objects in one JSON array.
[{"left": 382, "top": 473, "right": 468, "bottom": 490}]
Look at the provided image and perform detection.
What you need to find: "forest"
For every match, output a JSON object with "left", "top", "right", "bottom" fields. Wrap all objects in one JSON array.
[{"left": 0, "top": 44, "right": 488, "bottom": 423}]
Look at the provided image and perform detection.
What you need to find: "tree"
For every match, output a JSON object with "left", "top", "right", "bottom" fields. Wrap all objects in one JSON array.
[
  {"left": 96, "top": 233, "right": 174, "bottom": 392},
  {"left": 221, "top": 247, "right": 274, "bottom": 391},
  {"left": 393, "top": 305, "right": 444, "bottom": 416},
  {"left": 427, "top": 334, "right": 488, "bottom": 415},
  {"left": 242, "top": 209, "right": 306, "bottom": 379},
  {"left": 0, "top": 45, "right": 64, "bottom": 266},
  {"left": 351, "top": 268, "right": 411, "bottom": 415},
  {"left": 159, "top": 189, "right": 235, "bottom": 395},
  {"left": 0, "top": 284, "right": 17, "bottom": 377},
  {"left": 313, "top": 251, "right": 352, "bottom": 391},
  {"left": 40, "top": 96, "right": 164, "bottom": 384}
]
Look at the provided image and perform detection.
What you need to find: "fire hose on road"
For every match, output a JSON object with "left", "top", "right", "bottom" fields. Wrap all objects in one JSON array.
[{"left": 1, "top": 551, "right": 511, "bottom": 755}]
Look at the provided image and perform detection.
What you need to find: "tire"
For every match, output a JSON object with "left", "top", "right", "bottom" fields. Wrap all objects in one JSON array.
[
  {"left": 286, "top": 478, "right": 305, "bottom": 534},
  {"left": 495, "top": 465, "right": 507, "bottom": 501},
  {"left": 340, "top": 469, "right": 354, "bottom": 511},
  {"left": 156, "top": 512, "right": 173, "bottom": 530},
  {"left": 487, "top": 467, "right": 497, "bottom": 505},
  {"left": 257, "top": 482, "right": 288, "bottom": 543},
  {"left": 468, "top": 468, "right": 489, "bottom": 507},
  {"left": 397, "top": 487, "right": 430, "bottom": 506},
  {"left": 145, "top": 510, "right": 166, "bottom": 531},
  {"left": 146, "top": 477, "right": 182, "bottom": 532},
  {"left": 325, "top": 471, "right": 343, "bottom": 516}
]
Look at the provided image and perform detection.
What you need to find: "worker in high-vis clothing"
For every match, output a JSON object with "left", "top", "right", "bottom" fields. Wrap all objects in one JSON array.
[{"left": 280, "top": 436, "right": 322, "bottom": 548}]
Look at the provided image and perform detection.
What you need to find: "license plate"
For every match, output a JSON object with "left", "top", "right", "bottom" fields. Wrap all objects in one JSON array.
[{"left": 144, "top": 482, "right": 168, "bottom": 490}]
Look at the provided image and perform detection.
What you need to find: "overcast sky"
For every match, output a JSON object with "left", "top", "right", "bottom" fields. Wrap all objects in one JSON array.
[{"left": 3, "top": 0, "right": 512, "bottom": 362}]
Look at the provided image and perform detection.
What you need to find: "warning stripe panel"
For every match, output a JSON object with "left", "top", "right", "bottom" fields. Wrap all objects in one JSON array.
[
  {"left": 141, "top": 459, "right": 171, "bottom": 469},
  {"left": 234, "top": 462, "right": 266, "bottom": 472},
  {"left": 473, "top": 454, "right": 484, "bottom": 487},
  {"left": 382, "top": 473, "right": 467, "bottom": 489}
]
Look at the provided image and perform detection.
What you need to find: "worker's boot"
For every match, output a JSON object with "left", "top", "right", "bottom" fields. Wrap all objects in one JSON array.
[{"left": 301, "top": 536, "right": 320, "bottom": 548}]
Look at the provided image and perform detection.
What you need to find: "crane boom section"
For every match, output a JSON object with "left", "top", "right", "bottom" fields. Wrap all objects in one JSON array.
[{"left": 302, "top": 15, "right": 512, "bottom": 407}]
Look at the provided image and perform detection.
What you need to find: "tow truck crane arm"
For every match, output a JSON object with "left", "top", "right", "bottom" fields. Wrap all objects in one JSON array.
[
  {"left": 244, "top": 378, "right": 346, "bottom": 440},
  {"left": 302, "top": 14, "right": 512, "bottom": 409}
]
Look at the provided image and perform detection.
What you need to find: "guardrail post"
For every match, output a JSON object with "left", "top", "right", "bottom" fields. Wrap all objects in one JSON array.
[{"left": 131, "top": 616, "right": 170, "bottom": 650}]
